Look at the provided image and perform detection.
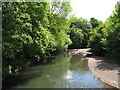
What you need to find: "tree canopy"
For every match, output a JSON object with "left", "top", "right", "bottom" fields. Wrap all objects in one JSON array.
[
  {"left": 2, "top": 2, "right": 72, "bottom": 77},
  {"left": 89, "top": 1, "right": 120, "bottom": 63},
  {"left": 2, "top": 1, "right": 120, "bottom": 79}
]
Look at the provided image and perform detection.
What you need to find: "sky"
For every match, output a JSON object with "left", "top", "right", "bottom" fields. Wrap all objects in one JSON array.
[{"left": 70, "top": 0, "right": 120, "bottom": 22}]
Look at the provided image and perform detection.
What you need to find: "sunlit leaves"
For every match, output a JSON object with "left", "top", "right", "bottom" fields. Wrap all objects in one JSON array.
[
  {"left": 2, "top": 1, "right": 72, "bottom": 77},
  {"left": 89, "top": 2, "right": 120, "bottom": 63}
]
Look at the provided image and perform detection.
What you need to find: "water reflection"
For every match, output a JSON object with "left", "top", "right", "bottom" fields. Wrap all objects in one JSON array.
[
  {"left": 64, "top": 70, "right": 73, "bottom": 80},
  {"left": 4, "top": 54, "right": 112, "bottom": 89},
  {"left": 70, "top": 55, "right": 88, "bottom": 71}
]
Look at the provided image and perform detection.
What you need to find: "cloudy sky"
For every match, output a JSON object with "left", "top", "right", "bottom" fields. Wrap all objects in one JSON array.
[{"left": 70, "top": 0, "right": 120, "bottom": 22}]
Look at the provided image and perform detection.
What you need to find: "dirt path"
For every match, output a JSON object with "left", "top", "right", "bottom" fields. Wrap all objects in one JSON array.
[{"left": 67, "top": 48, "right": 120, "bottom": 89}]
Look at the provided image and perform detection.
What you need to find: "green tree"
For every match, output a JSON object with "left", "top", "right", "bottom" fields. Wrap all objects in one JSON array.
[
  {"left": 48, "top": 1, "right": 72, "bottom": 51},
  {"left": 90, "top": 17, "right": 102, "bottom": 29},
  {"left": 69, "top": 26, "right": 83, "bottom": 48},
  {"left": 88, "top": 23, "right": 107, "bottom": 55},
  {"left": 69, "top": 18, "right": 92, "bottom": 48},
  {"left": 105, "top": 2, "right": 120, "bottom": 63},
  {"left": 2, "top": 2, "right": 34, "bottom": 76},
  {"left": 2, "top": 1, "right": 72, "bottom": 78},
  {"left": 89, "top": 2, "right": 120, "bottom": 64}
]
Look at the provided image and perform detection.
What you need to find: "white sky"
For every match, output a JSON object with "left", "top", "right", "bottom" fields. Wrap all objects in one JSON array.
[{"left": 70, "top": 0, "right": 120, "bottom": 22}]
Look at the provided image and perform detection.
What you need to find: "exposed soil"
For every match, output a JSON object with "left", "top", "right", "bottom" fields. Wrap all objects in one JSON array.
[
  {"left": 66, "top": 48, "right": 92, "bottom": 56},
  {"left": 87, "top": 56, "right": 120, "bottom": 89},
  {"left": 67, "top": 48, "right": 120, "bottom": 89}
]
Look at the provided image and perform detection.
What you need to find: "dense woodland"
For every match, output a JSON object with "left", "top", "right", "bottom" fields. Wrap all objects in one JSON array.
[{"left": 2, "top": 1, "right": 120, "bottom": 78}]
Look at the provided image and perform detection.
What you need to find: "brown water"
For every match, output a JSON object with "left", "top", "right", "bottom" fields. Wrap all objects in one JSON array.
[{"left": 5, "top": 54, "right": 113, "bottom": 89}]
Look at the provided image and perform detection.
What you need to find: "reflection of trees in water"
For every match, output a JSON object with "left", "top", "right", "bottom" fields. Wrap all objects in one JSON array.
[
  {"left": 70, "top": 55, "right": 89, "bottom": 71},
  {"left": 3, "top": 54, "right": 90, "bottom": 89},
  {"left": 42, "top": 54, "right": 72, "bottom": 78},
  {"left": 3, "top": 66, "right": 43, "bottom": 89}
]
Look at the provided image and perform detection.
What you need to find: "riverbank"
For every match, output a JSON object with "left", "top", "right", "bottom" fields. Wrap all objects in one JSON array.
[
  {"left": 87, "top": 56, "right": 120, "bottom": 89},
  {"left": 67, "top": 48, "right": 120, "bottom": 89},
  {"left": 66, "top": 48, "right": 92, "bottom": 56}
]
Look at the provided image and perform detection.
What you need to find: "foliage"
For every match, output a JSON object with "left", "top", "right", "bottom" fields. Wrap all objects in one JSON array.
[
  {"left": 89, "top": 2, "right": 120, "bottom": 64},
  {"left": 104, "top": 2, "right": 120, "bottom": 63},
  {"left": 88, "top": 23, "right": 107, "bottom": 55},
  {"left": 2, "top": 1, "right": 120, "bottom": 78},
  {"left": 69, "top": 26, "right": 83, "bottom": 48},
  {"left": 69, "top": 18, "right": 92, "bottom": 48},
  {"left": 90, "top": 17, "right": 102, "bottom": 28},
  {"left": 2, "top": 2, "right": 72, "bottom": 77}
]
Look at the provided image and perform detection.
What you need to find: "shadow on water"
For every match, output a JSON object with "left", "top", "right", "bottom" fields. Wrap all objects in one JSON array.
[
  {"left": 2, "top": 54, "right": 114, "bottom": 89},
  {"left": 2, "top": 55, "right": 59, "bottom": 89},
  {"left": 2, "top": 54, "right": 68, "bottom": 89},
  {"left": 2, "top": 66, "right": 42, "bottom": 89}
]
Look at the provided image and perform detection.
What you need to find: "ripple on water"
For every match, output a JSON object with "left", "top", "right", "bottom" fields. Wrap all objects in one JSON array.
[{"left": 8, "top": 54, "right": 112, "bottom": 88}]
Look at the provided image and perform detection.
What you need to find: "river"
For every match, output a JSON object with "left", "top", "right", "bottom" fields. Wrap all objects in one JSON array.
[{"left": 3, "top": 53, "right": 113, "bottom": 89}]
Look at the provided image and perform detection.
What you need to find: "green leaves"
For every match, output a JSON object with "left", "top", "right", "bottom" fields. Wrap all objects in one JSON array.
[
  {"left": 88, "top": 2, "right": 120, "bottom": 64},
  {"left": 69, "top": 18, "right": 92, "bottom": 48},
  {"left": 69, "top": 26, "right": 83, "bottom": 48},
  {"left": 90, "top": 17, "right": 102, "bottom": 29},
  {"left": 2, "top": 2, "right": 72, "bottom": 77},
  {"left": 89, "top": 21, "right": 107, "bottom": 55}
]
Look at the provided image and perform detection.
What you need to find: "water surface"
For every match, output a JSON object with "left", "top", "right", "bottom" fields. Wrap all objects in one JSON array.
[{"left": 8, "top": 54, "right": 112, "bottom": 88}]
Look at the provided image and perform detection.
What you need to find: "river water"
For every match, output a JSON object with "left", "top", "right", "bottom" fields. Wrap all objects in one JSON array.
[{"left": 5, "top": 54, "right": 112, "bottom": 89}]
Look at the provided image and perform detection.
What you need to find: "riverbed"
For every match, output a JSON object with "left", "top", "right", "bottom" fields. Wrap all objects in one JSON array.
[{"left": 3, "top": 53, "right": 113, "bottom": 89}]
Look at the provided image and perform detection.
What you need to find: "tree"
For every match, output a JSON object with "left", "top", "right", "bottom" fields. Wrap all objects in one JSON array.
[
  {"left": 2, "top": 1, "right": 72, "bottom": 78},
  {"left": 88, "top": 23, "right": 107, "bottom": 55},
  {"left": 69, "top": 18, "right": 92, "bottom": 48},
  {"left": 90, "top": 17, "right": 102, "bottom": 29},
  {"left": 89, "top": 2, "right": 120, "bottom": 64},
  {"left": 69, "top": 26, "right": 83, "bottom": 48},
  {"left": 104, "top": 1, "right": 120, "bottom": 63}
]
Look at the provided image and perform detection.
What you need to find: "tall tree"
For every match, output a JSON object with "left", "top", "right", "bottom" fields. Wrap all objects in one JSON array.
[
  {"left": 2, "top": 1, "right": 72, "bottom": 77},
  {"left": 105, "top": 1, "right": 120, "bottom": 62}
]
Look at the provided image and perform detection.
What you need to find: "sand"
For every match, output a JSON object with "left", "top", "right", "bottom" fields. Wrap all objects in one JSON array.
[
  {"left": 87, "top": 56, "right": 120, "bottom": 89},
  {"left": 67, "top": 48, "right": 120, "bottom": 89}
]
